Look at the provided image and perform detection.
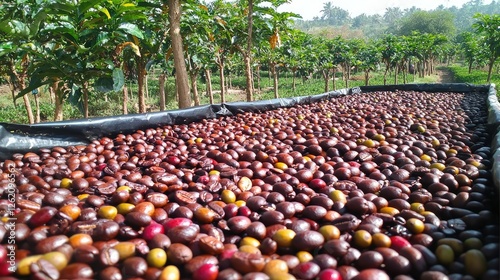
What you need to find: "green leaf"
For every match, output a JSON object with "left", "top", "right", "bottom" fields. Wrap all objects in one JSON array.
[
  {"left": 43, "top": 22, "right": 79, "bottom": 42},
  {"left": 78, "top": 0, "right": 106, "bottom": 14},
  {"left": 47, "top": 3, "right": 75, "bottom": 15},
  {"left": 146, "top": 60, "right": 156, "bottom": 71},
  {"left": 118, "top": 23, "right": 144, "bottom": 39},
  {"left": 17, "top": 79, "right": 51, "bottom": 99},
  {"left": 94, "top": 76, "right": 114, "bottom": 93},
  {"left": 95, "top": 32, "right": 111, "bottom": 47},
  {"left": 0, "top": 20, "right": 30, "bottom": 37},
  {"left": 0, "top": 42, "right": 15, "bottom": 57},
  {"left": 112, "top": 68, "right": 125, "bottom": 92},
  {"left": 137, "top": 2, "right": 161, "bottom": 9}
]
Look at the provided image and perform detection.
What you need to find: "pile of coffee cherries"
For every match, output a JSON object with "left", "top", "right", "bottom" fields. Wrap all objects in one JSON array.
[{"left": 0, "top": 90, "right": 498, "bottom": 280}]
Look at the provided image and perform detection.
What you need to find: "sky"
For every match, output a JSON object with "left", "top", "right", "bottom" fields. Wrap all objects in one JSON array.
[{"left": 277, "top": 0, "right": 494, "bottom": 20}]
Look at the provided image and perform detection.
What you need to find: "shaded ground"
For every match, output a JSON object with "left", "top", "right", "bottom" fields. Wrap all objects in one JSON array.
[
  {"left": 0, "top": 84, "right": 10, "bottom": 96},
  {"left": 436, "top": 68, "right": 455, "bottom": 83}
]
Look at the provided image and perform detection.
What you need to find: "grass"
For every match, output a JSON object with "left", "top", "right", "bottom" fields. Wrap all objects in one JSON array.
[
  {"left": 447, "top": 64, "right": 499, "bottom": 86},
  {"left": 445, "top": 64, "right": 499, "bottom": 98},
  {"left": 0, "top": 92, "right": 82, "bottom": 124},
  {"left": 0, "top": 66, "right": 447, "bottom": 124}
]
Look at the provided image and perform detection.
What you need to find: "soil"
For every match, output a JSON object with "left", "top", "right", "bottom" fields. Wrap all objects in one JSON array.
[
  {"left": 0, "top": 84, "right": 10, "bottom": 96},
  {"left": 436, "top": 68, "right": 455, "bottom": 83}
]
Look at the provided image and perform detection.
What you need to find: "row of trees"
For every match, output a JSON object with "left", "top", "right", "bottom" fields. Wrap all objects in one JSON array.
[{"left": 0, "top": 0, "right": 499, "bottom": 124}]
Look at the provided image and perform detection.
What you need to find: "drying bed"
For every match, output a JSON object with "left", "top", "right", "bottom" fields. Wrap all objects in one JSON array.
[{"left": 0, "top": 85, "right": 499, "bottom": 280}]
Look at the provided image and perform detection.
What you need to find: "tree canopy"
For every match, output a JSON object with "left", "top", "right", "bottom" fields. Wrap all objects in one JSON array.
[{"left": 396, "top": 10, "right": 456, "bottom": 37}]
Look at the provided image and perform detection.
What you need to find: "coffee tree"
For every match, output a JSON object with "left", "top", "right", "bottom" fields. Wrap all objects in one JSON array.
[{"left": 473, "top": 13, "right": 500, "bottom": 83}]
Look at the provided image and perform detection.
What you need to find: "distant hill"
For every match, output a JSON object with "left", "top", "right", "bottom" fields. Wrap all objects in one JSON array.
[{"left": 294, "top": 0, "right": 500, "bottom": 40}]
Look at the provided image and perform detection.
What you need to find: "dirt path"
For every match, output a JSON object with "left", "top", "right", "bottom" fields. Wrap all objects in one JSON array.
[
  {"left": 0, "top": 84, "right": 10, "bottom": 96},
  {"left": 436, "top": 67, "right": 455, "bottom": 83}
]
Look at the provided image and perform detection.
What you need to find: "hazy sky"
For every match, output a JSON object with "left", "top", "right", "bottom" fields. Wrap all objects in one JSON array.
[{"left": 277, "top": 0, "right": 493, "bottom": 20}]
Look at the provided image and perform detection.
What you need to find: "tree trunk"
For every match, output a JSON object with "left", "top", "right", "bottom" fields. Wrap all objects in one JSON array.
[
  {"left": 487, "top": 57, "right": 495, "bottom": 83},
  {"left": 271, "top": 63, "right": 279, "bottom": 98},
  {"left": 7, "top": 80, "right": 17, "bottom": 107},
  {"left": 54, "top": 94, "right": 63, "bottom": 121},
  {"left": 244, "top": 54, "right": 254, "bottom": 102},
  {"left": 122, "top": 85, "right": 128, "bottom": 115},
  {"left": 292, "top": 70, "right": 296, "bottom": 91},
  {"left": 205, "top": 69, "right": 214, "bottom": 104},
  {"left": 159, "top": 73, "right": 166, "bottom": 111},
  {"left": 345, "top": 65, "right": 349, "bottom": 88},
  {"left": 383, "top": 65, "right": 389, "bottom": 85},
  {"left": 268, "top": 70, "right": 272, "bottom": 87},
  {"left": 322, "top": 69, "right": 329, "bottom": 92},
  {"left": 394, "top": 64, "right": 398, "bottom": 85},
  {"left": 402, "top": 63, "right": 407, "bottom": 84},
  {"left": 218, "top": 60, "right": 226, "bottom": 103},
  {"left": 169, "top": 0, "right": 191, "bottom": 108},
  {"left": 332, "top": 67, "right": 337, "bottom": 90},
  {"left": 9, "top": 62, "right": 34, "bottom": 124},
  {"left": 52, "top": 83, "right": 64, "bottom": 122},
  {"left": 347, "top": 64, "right": 351, "bottom": 81},
  {"left": 82, "top": 81, "right": 89, "bottom": 118},
  {"left": 245, "top": 0, "right": 254, "bottom": 102},
  {"left": 145, "top": 73, "right": 149, "bottom": 99},
  {"left": 22, "top": 94, "right": 35, "bottom": 124},
  {"left": 48, "top": 86, "right": 55, "bottom": 104},
  {"left": 364, "top": 71, "right": 370, "bottom": 86},
  {"left": 34, "top": 93, "right": 40, "bottom": 123},
  {"left": 256, "top": 65, "right": 261, "bottom": 91},
  {"left": 468, "top": 59, "right": 473, "bottom": 74},
  {"left": 190, "top": 70, "right": 200, "bottom": 106},
  {"left": 136, "top": 57, "right": 147, "bottom": 113},
  {"left": 174, "top": 81, "right": 179, "bottom": 102},
  {"left": 165, "top": 76, "right": 170, "bottom": 104}
]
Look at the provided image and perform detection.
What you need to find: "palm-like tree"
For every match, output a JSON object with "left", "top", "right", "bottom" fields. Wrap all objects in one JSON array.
[{"left": 320, "top": 2, "right": 334, "bottom": 21}]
